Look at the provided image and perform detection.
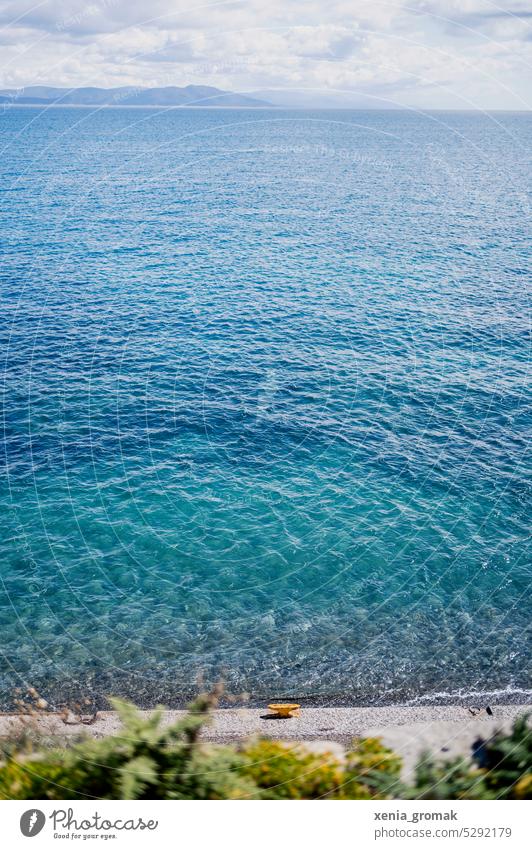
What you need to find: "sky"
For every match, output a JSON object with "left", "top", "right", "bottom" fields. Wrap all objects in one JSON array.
[{"left": 0, "top": 0, "right": 531, "bottom": 109}]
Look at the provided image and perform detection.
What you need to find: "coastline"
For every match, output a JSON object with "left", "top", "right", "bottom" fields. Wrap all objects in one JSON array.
[
  {"left": 2, "top": 683, "right": 531, "bottom": 713},
  {"left": 2, "top": 703, "right": 526, "bottom": 741},
  {"left": 2, "top": 704, "right": 529, "bottom": 780}
]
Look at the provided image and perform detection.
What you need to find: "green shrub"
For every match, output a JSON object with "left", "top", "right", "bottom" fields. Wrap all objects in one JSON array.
[
  {"left": 408, "top": 755, "right": 491, "bottom": 800},
  {"left": 239, "top": 736, "right": 402, "bottom": 799},
  {"left": 0, "top": 694, "right": 256, "bottom": 800},
  {"left": 343, "top": 737, "right": 403, "bottom": 799},
  {"left": 0, "top": 758, "right": 70, "bottom": 801},
  {"left": 409, "top": 714, "right": 531, "bottom": 800},
  {"left": 481, "top": 713, "right": 532, "bottom": 799},
  {"left": 238, "top": 739, "right": 345, "bottom": 799}
]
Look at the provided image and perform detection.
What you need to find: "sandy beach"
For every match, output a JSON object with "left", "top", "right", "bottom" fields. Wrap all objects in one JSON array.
[{"left": 2, "top": 704, "right": 529, "bottom": 780}]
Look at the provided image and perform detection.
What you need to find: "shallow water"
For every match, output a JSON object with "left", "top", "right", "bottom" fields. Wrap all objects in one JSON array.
[{"left": 0, "top": 107, "right": 530, "bottom": 708}]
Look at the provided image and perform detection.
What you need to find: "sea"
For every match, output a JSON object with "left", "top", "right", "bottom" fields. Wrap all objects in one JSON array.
[{"left": 0, "top": 106, "right": 530, "bottom": 709}]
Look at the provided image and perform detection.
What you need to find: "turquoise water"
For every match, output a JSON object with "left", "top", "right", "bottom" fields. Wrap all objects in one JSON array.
[{"left": 0, "top": 107, "right": 530, "bottom": 708}]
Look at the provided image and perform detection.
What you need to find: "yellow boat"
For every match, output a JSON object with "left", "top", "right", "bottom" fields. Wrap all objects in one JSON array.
[{"left": 268, "top": 703, "right": 300, "bottom": 718}]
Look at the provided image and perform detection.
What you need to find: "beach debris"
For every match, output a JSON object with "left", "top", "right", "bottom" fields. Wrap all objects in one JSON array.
[
  {"left": 60, "top": 698, "right": 99, "bottom": 725},
  {"left": 267, "top": 703, "right": 300, "bottom": 718},
  {"left": 60, "top": 707, "right": 99, "bottom": 725},
  {"left": 468, "top": 706, "right": 481, "bottom": 716},
  {"left": 486, "top": 705, "right": 493, "bottom": 716}
]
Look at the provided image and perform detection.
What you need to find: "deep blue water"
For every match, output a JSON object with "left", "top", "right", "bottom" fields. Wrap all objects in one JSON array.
[{"left": 0, "top": 107, "right": 530, "bottom": 709}]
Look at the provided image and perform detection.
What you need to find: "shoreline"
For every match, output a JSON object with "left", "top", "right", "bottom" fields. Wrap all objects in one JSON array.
[
  {"left": 2, "top": 104, "right": 530, "bottom": 113},
  {"left": 4, "top": 703, "right": 528, "bottom": 738},
  {"left": 2, "top": 704, "right": 529, "bottom": 780},
  {"left": 2, "top": 684, "right": 530, "bottom": 713}
]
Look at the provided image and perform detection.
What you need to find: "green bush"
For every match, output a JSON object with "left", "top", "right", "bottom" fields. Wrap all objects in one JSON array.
[
  {"left": 343, "top": 737, "right": 403, "bottom": 799},
  {"left": 238, "top": 739, "right": 345, "bottom": 799},
  {"left": 408, "top": 755, "right": 491, "bottom": 800},
  {"left": 482, "top": 714, "right": 532, "bottom": 799},
  {"left": 0, "top": 694, "right": 256, "bottom": 800},
  {"left": 409, "top": 714, "right": 531, "bottom": 800},
  {"left": 239, "top": 736, "right": 401, "bottom": 799}
]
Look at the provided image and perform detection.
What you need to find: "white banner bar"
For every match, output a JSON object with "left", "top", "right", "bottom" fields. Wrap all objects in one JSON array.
[{"left": 1, "top": 800, "right": 530, "bottom": 848}]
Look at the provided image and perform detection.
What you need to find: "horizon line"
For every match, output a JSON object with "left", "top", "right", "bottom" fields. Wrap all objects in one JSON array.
[{"left": 2, "top": 103, "right": 530, "bottom": 113}]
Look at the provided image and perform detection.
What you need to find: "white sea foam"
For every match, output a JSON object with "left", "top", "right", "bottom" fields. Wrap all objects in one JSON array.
[{"left": 405, "top": 687, "right": 532, "bottom": 706}]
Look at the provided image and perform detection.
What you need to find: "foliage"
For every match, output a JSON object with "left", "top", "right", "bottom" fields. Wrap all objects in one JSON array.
[
  {"left": 481, "top": 713, "right": 532, "bottom": 799},
  {"left": 409, "top": 713, "right": 531, "bottom": 800},
  {"left": 239, "top": 736, "right": 401, "bottom": 800},
  {"left": 343, "top": 737, "right": 403, "bottom": 799},
  {"left": 0, "top": 691, "right": 255, "bottom": 800},
  {"left": 238, "top": 739, "right": 345, "bottom": 799},
  {"left": 408, "top": 755, "right": 491, "bottom": 800}
]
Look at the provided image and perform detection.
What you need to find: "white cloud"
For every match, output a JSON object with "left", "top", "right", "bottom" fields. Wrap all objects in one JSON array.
[{"left": 0, "top": 0, "right": 530, "bottom": 107}]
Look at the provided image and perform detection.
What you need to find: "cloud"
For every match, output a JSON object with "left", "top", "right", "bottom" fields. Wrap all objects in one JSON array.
[
  {"left": 0, "top": 0, "right": 530, "bottom": 108},
  {"left": 412, "top": 0, "right": 532, "bottom": 39}
]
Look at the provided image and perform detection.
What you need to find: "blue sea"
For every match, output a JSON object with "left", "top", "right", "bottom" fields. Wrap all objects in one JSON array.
[{"left": 0, "top": 107, "right": 530, "bottom": 709}]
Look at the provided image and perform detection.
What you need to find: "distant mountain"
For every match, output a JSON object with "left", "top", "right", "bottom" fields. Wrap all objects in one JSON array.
[{"left": 0, "top": 85, "right": 271, "bottom": 108}]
